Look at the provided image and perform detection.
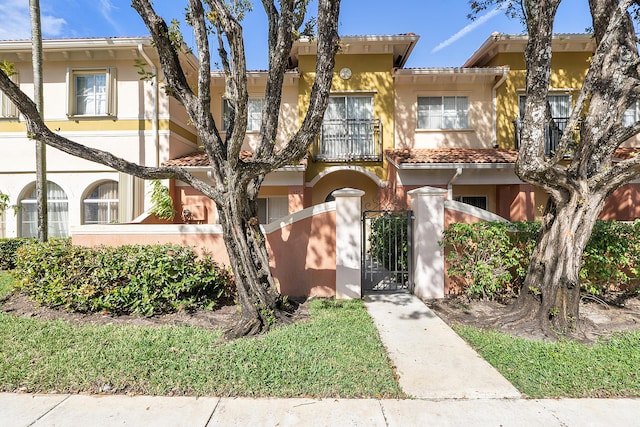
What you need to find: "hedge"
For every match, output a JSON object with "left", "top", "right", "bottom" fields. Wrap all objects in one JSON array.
[
  {"left": 441, "top": 220, "right": 640, "bottom": 299},
  {"left": 0, "top": 238, "right": 36, "bottom": 270},
  {"left": 13, "top": 240, "right": 235, "bottom": 316}
]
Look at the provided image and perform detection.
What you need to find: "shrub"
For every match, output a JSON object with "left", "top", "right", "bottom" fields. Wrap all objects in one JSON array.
[
  {"left": 14, "top": 240, "right": 234, "bottom": 316},
  {"left": 441, "top": 222, "right": 525, "bottom": 300},
  {"left": 581, "top": 220, "right": 640, "bottom": 295},
  {"left": 441, "top": 219, "right": 640, "bottom": 299},
  {"left": 0, "top": 238, "right": 36, "bottom": 270}
]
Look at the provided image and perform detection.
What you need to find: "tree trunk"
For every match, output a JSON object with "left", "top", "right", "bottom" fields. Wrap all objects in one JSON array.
[
  {"left": 505, "top": 194, "right": 606, "bottom": 337},
  {"left": 217, "top": 184, "right": 291, "bottom": 338},
  {"left": 30, "top": 0, "right": 47, "bottom": 242}
]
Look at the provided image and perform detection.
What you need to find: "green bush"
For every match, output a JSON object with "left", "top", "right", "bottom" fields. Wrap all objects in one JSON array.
[
  {"left": 0, "top": 238, "right": 36, "bottom": 270},
  {"left": 581, "top": 220, "right": 640, "bottom": 295},
  {"left": 14, "top": 240, "right": 234, "bottom": 316},
  {"left": 441, "top": 222, "right": 526, "bottom": 300},
  {"left": 441, "top": 220, "right": 640, "bottom": 299}
]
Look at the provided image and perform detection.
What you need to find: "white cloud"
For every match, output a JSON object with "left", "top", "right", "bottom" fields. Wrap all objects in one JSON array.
[
  {"left": 99, "top": 0, "right": 124, "bottom": 34},
  {"left": 431, "top": 6, "right": 504, "bottom": 53},
  {"left": 0, "top": 0, "right": 66, "bottom": 39}
]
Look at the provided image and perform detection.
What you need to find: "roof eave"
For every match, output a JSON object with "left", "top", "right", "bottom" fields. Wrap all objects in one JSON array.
[{"left": 397, "top": 162, "right": 515, "bottom": 170}]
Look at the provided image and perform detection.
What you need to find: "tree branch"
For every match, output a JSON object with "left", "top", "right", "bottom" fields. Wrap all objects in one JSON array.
[
  {"left": 270, "top": 0, "right": 341, "bottom": 170},
  {"left": 204, "top": 0, "right": 249, "bottom": 171},
  {"left": 131, "top": 0, "right": 198, "bottom": 111},
  {"left": 0, "top": 69, "right": 221, "bottom": 202}
]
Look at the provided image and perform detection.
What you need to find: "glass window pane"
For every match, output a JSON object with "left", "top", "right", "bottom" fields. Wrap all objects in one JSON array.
[
  {"left": 20, "top": 182, "right": 69, "bottom": 237},
  {"left": 74, "top": 72, "right": 107, "bottom": 115},
  {"left": 267, "top": 197, "right": 289, "bottom": 223},
  {"left": 83, "top": 181, "right": 118, "bottom": 225},
  {"left": 257, "top": 198, "right": 267, "bottom": 224}
]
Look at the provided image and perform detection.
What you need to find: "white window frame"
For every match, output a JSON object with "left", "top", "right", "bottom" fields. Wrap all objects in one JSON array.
[
  {"left": 82, "top": 181, "right": 119, "bottom": 225},
  {"left": 223, "top": 97, "right": 264, "bottom": 131},
  {"left": 1, "top": 72, "right": 19, "bottom": 119},
  {"left": 623, "top": 101, "right": 640, "bottom": 126},
  {"left": 19, "top": 182, "right": 69, "bottom": 238},
  {"left": 67, "top": 68, "right": 116, "bottom": 118},
  {"left": 417, "top": 96, "right": 469, "bottom": 130},
  {"left": 257, "top": 196, "right": 288, "bottom": 224}
]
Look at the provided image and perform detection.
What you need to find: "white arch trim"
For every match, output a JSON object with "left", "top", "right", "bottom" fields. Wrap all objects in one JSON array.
[{"left": 307, "top": 165, "right": 386, "bottom": 188}]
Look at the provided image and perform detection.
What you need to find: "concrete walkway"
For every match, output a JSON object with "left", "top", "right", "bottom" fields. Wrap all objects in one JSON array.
[
  {"left": 363, "top": 293, "right": 521, "bottom": 399},
  {"left": 3, "top": 393, "right": 640, "bottom": 426},
  {"left": 2, "top": 293, "right": 640, "bottom": 426}
]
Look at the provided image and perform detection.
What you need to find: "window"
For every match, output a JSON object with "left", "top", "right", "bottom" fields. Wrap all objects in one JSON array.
[
  {"left": 417, "top": 96, "right": 469, "bottom": 129},
  {"left": 1, "top": 72, "right": 18, "bottom": 119},
  {"left": 257, "top": 197, "right": 288, "bottom": 224},
  {"left": 623, "top": 101, "right": 640, "bottom": 126},
  {"left": 19, "top": 182, "right": 69, "bottom": 238},
  {"left": 68, "top": 68, "right": 115, "bottom": 117},
  {"left": 83, "top": 181, "right": 118, "bottom": 224},
  {"left": 519, "top": 94, "right": 571, "bottom": 120},
  {"left": 223, "top": 98, "right": 264, "bottom": 131},
  {"left": 518, "top": 94, "right": 571, "bottom": 154},
  {"left": 317, "top": 95, "right": 379, "bottom": 160},
  {"left": 454, "top": 196, "right": 487, "bottom": 210}
]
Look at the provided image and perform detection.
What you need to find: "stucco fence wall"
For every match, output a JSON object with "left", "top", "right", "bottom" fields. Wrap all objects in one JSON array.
[{"left": 72, "top": 186, "right": 507, "bottom": 299}]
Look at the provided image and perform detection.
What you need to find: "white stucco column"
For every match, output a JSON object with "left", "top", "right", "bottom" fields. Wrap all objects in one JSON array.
[
  {"left": 334, "top": 188, "right": 365, "bottom": 299},
  {"left": 409, "top": 186, "right": 447, "bottom": 299}
]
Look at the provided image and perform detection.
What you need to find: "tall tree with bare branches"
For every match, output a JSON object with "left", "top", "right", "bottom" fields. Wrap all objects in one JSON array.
[
  {"left": 470, "top": 0, "right": 640, "bottom": 336},
  {"left": 0, "top": 0, "right": 341, "bottom": 337}
]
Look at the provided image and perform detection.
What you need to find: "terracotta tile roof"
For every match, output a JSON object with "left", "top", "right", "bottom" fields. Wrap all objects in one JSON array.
[
  {"left": 614, "top": 147, "right": 640, "bottom": 160},
  {"left": 162, "top": 151, "right": 256, "bottom": 167},
  {"left": 386, "top": 148, "right": 518, "bottom": 165},
  {"left": 162, "top": 150, "right": 307, "bottom": 167}
]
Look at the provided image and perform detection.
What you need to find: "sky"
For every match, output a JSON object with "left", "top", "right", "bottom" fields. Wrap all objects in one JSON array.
[{"left": 0, "top": 0, "right": 595, "bottom": 69}]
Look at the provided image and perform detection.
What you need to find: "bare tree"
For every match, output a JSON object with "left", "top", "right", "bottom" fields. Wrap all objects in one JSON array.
[
  {"left": 471, "top": 0, "right": 640, "bottom": 336},
  {"left": 0, "top": 0, "right": 341, "bottom": 337}
]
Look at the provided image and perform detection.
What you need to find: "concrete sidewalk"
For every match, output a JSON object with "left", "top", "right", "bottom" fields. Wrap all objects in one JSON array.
[
  {"left": 3, "top": 293, "right": 640, "bottom": 426},
  {"left": 363, "top": 293, "right": 521, "bottom": 399},
  {"left": 3, "top": 393, "right": 640, "bottom": 426}
]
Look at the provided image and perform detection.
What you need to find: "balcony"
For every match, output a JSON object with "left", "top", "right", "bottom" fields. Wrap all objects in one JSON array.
[
  {"left": 513, "top": 117, "right": 570, "bottom": 156},
  {"left": 313, "top": 118, "right": 382, "bottom": 162}
]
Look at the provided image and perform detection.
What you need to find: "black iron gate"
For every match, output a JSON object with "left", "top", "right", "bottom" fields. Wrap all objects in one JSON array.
[{"left": 362, "top": 210, "right": 413, "bottom": 293}]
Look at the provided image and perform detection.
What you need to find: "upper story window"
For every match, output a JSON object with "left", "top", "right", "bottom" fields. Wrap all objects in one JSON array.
[
  {"left": 516, "top": 94, "right": 572, "bottom": 154},
  {"left": 417, "top": 96, "right": 469, "bottom": 130},
  {"left": 68, "top": 68, "right": 115, "bottom": 117},
  {"left": 314, "top": 95, "right": 381, "bottom": 161},
  {"left": 623, "top": 101, "right": 640, "bottom": 126},
  {"left": 1, "top": 73, "right": 19, "bottom": 119},
  {"left": 223, "top": 98, "right": 264, "bottom": 131},
  {"left": 519, "top": 94, "right": 571, "bottom": 120}
]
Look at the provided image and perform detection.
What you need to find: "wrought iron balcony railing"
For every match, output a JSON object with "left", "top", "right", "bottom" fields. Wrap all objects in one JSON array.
[
  {"left": 313, "top": 118, "right": 382, "bottom": 162},
  {"left": 513, "top": 117, "right": 569, "bottom": 156}
]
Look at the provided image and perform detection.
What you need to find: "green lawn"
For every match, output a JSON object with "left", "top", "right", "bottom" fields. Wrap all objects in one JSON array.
[
  {"left": 0, "top": 298, "right": 403, "bottom": 398},
  {"left": 454, "top": 324, "right": 640, "bottom": 398},
  {"left": 0, "top": 270, "right": 14, "bottom": 300}
]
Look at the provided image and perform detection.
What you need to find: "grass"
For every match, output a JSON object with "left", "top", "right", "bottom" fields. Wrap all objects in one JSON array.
[
  {"left": 0, "top": 298, "right": 403, "bottom": 398},
  {"left": 454, "top": 324, "right": 640, "bottom": 398},
  {"left": 0, "top": 270, "right": 14, "bottom": 300}
]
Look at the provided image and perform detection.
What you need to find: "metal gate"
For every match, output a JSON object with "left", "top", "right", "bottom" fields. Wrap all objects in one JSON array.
[{"left": 362, "top": 210, "right": 413, "bottom": 293}]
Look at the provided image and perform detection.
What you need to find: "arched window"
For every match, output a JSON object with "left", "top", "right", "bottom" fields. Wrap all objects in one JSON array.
[
  {"left": 19, "top": 182, "right": 69, "bottom": 238},
  {"left": 83, "top": 181, "right": 118, "bottom": 224}
]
